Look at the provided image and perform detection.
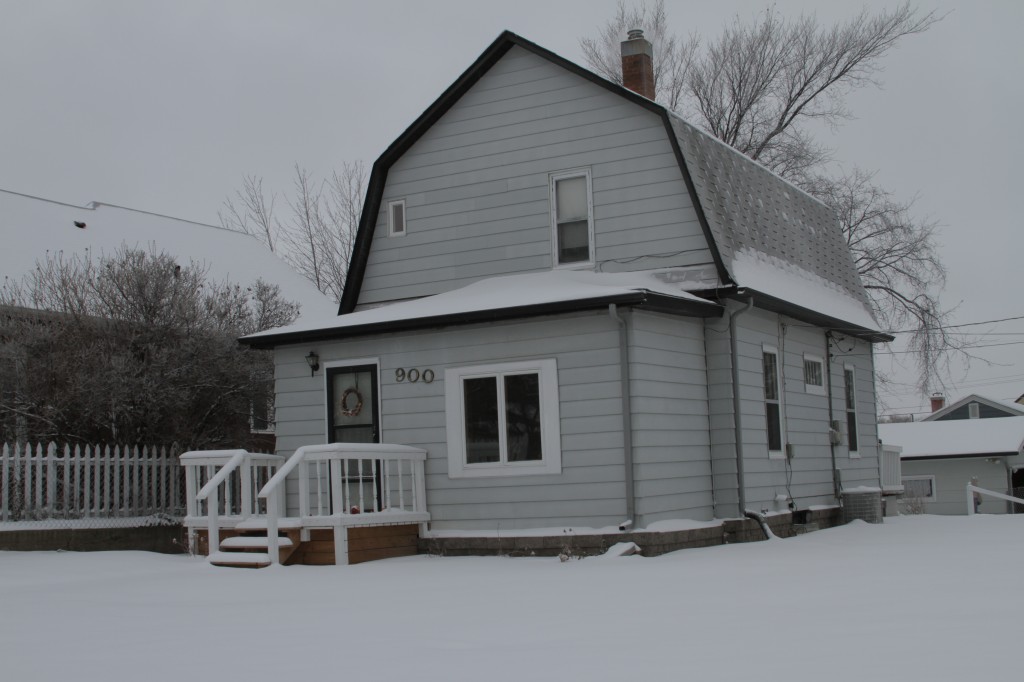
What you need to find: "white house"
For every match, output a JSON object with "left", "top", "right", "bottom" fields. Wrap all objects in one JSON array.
[
  {"left": 188, "top": 30, "right": 892, "bottom": 566},
  {"left": 880, "top": 396, "right": 1024, "bottom": 515}
]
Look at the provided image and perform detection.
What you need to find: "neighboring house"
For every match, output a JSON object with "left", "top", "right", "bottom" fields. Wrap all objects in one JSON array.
[
  {"left": 0, "top": 188, "right": 337, "bottom": 440},
  {"left": 921, "top": 393, "right": 1024, "bottom": 422},
  {"left": 879, "top": 415, "right": 1024, "bottom": 515},
  {"left": 234, "top": 30, "right": 891, "bottom": 552}
]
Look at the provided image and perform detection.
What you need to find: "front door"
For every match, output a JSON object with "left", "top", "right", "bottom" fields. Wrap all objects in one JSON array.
[
  {"left": 326, "top": 364, "right": 379, "bottom": 445},
  {"left": 326, "top": 364, "right": 381, "bottom": 512}
]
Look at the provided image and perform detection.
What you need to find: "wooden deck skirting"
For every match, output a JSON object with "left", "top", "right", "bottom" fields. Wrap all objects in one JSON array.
[{"left": 195, "top": 523, "right": 420, "bottom": 566}]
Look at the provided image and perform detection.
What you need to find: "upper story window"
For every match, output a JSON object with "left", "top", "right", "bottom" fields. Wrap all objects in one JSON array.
[
  {"left": 550, "top": 170, "right": 594, "bottom": 266},
  {"left": 387, "top": 199, "right": 406, "bottom": 237},
  {"left": 762, "top": 346, "right": 783, "bottom": 456},
  {"left": 803, "top": 354, "right": 825, "bottom": 396}
]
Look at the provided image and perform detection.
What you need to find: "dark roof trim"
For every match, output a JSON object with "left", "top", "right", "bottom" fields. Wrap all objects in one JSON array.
[
  {"left": 660, "top": 118, "right": 732, "bottom": 286},
  {"left": 719, "top": 289, "right": 894, "bottom": 343},
  {"left": 338, "top": 30, "right": 731, "bottom": 313},
  {"left": 247, "top": 291, "right": 721, "bottom": 349},
  {"left": 902, "top": 451, "right": 1018, "bottom": 461}
]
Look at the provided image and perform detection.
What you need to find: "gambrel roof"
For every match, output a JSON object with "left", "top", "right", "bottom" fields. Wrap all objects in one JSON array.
[{"left": 338, "top": 31, "right": 885, "bottom": 340}]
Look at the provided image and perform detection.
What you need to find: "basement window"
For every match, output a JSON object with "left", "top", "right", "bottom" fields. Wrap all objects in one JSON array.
[
  {"left": 550, "top": 170, "right": 594, "bottom": 266},
  {"left": 902, "top": 476, "right": 936, "bottom": 501},
  {"left": 445, "top": 359, "right": 562, "bottom": 478},
  {"left": 387, "top": 199, "right": 406, "bottom": 237}
]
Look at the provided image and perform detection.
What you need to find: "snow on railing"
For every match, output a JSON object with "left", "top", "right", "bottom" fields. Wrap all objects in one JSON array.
[
  {"left": 180, "top": 449, "right": 284, "bottom": 551},
  {"left": 879, "top": 444, "right": 903, "bottom": 494},
  {"left": 258, "top": 443, "right": 429, "bottom": 565},
  {"left": 965, "top": 484, "right": 1024, "bottom": 515},
  {"left": 1, "top": 441, "right": 183, "bottom": 524}
]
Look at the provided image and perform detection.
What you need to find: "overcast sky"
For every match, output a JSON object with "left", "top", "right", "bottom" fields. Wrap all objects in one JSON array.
[{"left": 1, "top": 0, "right": 1020, "bottom": 416}]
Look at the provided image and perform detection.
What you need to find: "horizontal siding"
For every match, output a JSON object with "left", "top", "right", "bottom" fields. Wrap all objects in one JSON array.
[
  {"left": 358, "top": 45, "right": 713, "bottom": 306},
  {"left": 703, "top": 304, "right": 882, "bottom": 517},
  {"left": 274, "top": 310, "right": 632, "bottom": 530},
  {"left": 628, "top": 311, "right": 713, "bottom": 523}
]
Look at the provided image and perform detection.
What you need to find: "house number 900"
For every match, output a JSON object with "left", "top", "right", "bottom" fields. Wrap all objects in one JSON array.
[{"left": 395, "top": 368, "right": 434, "bottom": 383}]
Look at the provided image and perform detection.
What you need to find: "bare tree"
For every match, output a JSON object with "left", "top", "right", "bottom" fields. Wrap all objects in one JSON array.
[
  {"left": 0, "top": 248, "right": 299, "bottom": 446},
  {"left": 580, "top": 0, "right": 696, "bottom": 111},
  {"left": 805, "top": 170, "right": 962, "bottom": 393},
  {"left": 221, "top": 162, "right": 366, "bottom": 302},
  {"left": 582, "top": 2, "right": 952, "bottom": 394},
  {"left": 219, "top": 175, "right": 278, "bottom": 252}
]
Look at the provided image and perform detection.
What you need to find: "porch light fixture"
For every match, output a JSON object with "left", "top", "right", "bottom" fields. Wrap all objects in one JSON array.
[{"left": 305, "top": 351, "right": 320, "bottom": 376}]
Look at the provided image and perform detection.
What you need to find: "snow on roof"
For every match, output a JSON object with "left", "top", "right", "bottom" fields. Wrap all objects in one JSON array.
[
  {"left": 731, "top": 248, "right": 880, "bottom": 331},
  {"left": 246, "top": 269, "right": 717, "bottom": 340},
  {"left": 879, "top": 417, "right": 1024, "bottom": 459},
  {"left": 0, "top": 189, "right": 336, "bottom": 318}
]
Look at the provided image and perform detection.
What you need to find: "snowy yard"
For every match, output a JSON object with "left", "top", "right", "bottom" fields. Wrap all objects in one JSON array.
[{"left": 2, "top": 515, "right": 1019, "bottom": 681}]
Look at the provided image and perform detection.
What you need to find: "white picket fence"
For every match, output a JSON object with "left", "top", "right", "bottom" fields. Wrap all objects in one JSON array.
[{"left": 1, "top": 442, "right": 185, "bottom": 524}]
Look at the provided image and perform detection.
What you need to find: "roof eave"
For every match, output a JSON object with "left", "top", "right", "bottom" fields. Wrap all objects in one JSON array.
[
  {"left": 245, "top": 291, "right": 721, "bottom": 349},
  {"left": 707, "top": 287, "right": 893, "bottom": 342}
]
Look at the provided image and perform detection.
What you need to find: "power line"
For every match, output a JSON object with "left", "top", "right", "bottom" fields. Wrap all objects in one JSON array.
[{"left": 875, "top": 340, "right": 1024, "bottom": 355}]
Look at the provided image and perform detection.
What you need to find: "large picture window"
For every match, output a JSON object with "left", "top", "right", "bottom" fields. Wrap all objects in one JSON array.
[
  {"left": 550, "top": 170, "right": 594, "bottom": 266},
  {"left": 762, "top": 346, "right": 783, "bottom": 456},
  {"left": 445, "top": 359, "right": 561, "bottom": 478}
]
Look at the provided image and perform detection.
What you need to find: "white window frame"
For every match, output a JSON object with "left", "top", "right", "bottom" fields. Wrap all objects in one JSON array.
[
  {"left": 387, "top": 198, "right": 407, "bottom": 237},
  {"left": 901, "top": 475, "right": 936, "bottom": 502},
  {"left": 549, "top": 169, "right": 595, "bottom": 268},
  {"left": 762, "top": 344, "right": 784, "bottom": 459},
  {"left": 844, "top": 364, "right": 860, "bottom": 458},
  {"left": 803, "top": 354, "right": 826, "bottom": 396},
  {"left": 445, "top": 359, "right": 561, "bottom": 478},
  {"left": 969, "top": 402, "right": 980, "bottom": 419}
]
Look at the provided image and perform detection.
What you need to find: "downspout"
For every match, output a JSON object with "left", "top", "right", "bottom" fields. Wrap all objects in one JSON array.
[
  {"left": 729, "top": 293, "right": 754, "bottom": 515},
  {"left": 609, "top": 304, "right": 635, "bottom": 529},
  {"left": 825, "top": 331, "right": 840, "bottom": 500}
]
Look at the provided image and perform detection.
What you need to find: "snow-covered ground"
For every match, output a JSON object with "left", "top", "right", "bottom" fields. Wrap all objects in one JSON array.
[{"left": 2, "top": 515, "right": 1018, "bottom": 681}]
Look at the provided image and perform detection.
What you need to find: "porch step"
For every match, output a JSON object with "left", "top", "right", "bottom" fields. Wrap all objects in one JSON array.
[
  {"left": 220, "top": 536, "right": 295, "bottom": 551},
  {"left": 209, "top": 551, "right": 272, "bottom": 568},
  {"left": 235, "top": 517, "right": 303, "bottom": 530}
]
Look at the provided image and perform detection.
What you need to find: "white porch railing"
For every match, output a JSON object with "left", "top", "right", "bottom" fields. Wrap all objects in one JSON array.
[
  {"left": 965, "top": 484, "right": 1024, "bottom": 515},
  {"left": 880, "top": 444, "right": 903, "bottom": 494},
  {"left": 180, "top": 450, "right": 285, "bottom": 551},
  {"left": 259, "top": 443, "right": 429, "bottom": 565}
]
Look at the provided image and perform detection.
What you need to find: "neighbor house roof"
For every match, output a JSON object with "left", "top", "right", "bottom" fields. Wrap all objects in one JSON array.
[
  {"left": 242, "top": 269, "right": 721, "bottom": 348},
  {"left": 338, "top": 31, "right": 886, "bottom": 340},
  {"left": 879, "top": 417, "right": 1024, "bottom": 460},
  {"left": 920, "top": 393, "right": 1024, "bottom": 422},
  {"left": 0, "top": 189, "right": 336, "bottom": 319}
]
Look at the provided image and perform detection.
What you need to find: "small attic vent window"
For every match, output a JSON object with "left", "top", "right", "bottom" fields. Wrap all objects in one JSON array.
[
  {"left": 969, "top": 402, "right": 980, "bottom": 419},
  {"left": 388, "top": 199, "right": 406, "bottom": 237}
]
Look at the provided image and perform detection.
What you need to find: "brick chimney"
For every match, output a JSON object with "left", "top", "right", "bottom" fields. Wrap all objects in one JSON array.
[
  {"left": 621, "top": 29, "right": 655, "bottom": 99},
  {"left": 930, "top": 392, "right": 946, "bottom": 412}
]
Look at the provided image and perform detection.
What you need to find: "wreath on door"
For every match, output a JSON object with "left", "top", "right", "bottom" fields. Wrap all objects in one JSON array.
[{"left": 340, "top": 387, "right": 364, "bottom": 417}]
